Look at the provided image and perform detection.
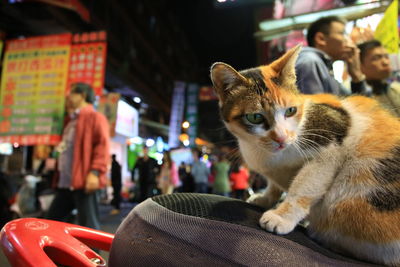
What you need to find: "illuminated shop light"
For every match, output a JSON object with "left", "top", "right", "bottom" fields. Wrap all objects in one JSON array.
[
  {"left": 182, "top": 121, "right": 190, "bottom": 129},
  {"left": 146, "top": 138, "right": 155, "bottom": 147},
  {"left": 130, "top": 136, "right": 143, "bottom": 145}
]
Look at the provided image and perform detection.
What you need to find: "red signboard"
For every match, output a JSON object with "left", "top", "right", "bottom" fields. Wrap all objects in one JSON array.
[{"left": 67, "top": 31, "right": 107, "bottom": 96}]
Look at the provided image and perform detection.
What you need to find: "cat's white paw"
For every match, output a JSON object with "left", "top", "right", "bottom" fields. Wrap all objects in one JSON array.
[
  {"left": 247, "top": 193, "right": 275, "bottom": 209},
  {"left": 259, "top": 210, "right": 296, "bottom": 235}
]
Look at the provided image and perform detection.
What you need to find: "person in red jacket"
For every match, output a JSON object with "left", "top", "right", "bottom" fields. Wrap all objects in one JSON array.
[
  {"left": 47, "top": 83, "right": 110, "bottom": 230},
  {"left": 230, "top": 163, "right": 250, "bottom": 200}
]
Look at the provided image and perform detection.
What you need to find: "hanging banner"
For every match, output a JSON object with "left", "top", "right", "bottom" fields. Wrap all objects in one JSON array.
[
  {"left": 0, "top": 33, "right": 71, "bottom": 145},
  {"left": 374, "top": 0, "right": 399, "bottom": 53},
  {"left": 168, "top": 81, "right": 186, "bottom": 149},
  {"left": 67, "top": 31, "right": 107, "bottom": 96},
  {"left": 185, "top": 83, "right": 199, "bottom": 148}
]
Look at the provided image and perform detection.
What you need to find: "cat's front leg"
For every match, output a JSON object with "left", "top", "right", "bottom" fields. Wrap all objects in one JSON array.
[
  {"left": 247, "top": 181, "right": 283, "bottom": 210},
  {"left": 259, "top": 198, "right": 308, "bottom": 234},
  {"left": 259, "top": 154, "right": 339, "bottom": 234}
]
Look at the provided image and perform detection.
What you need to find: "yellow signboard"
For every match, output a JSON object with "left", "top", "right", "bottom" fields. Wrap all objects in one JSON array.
[
  {"left": 374, "top": 0, "right": 399, "bottom": 53},
  {"left": 0, "top": 34, "right": 71, "bottom": 145}
]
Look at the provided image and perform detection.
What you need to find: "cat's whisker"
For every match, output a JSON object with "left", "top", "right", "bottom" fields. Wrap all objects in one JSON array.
[
  {"left": 212, "top": 138, "right": 237, "bottom": 146},
  {"left": 299, "top": 133, "right": 334, "bottom": 142},
  {"left": 295, "top": 138, "right": 324, "bottom": 158},
  {"left": 298, "top": 138, "right": 339, "bottom": 164},
  {"left": 292, "top": 142, "right": 311, "bottom": 166},
  {"left": 301, "top": 128, "right": 344, "bottom": 136},
  {"left": 209, "top": 126, "right": 229, "bottom": 132},
  {"left": 226, "top": 147, "right": 242, "bottom": 166},
  {"left": 295, "top": 142, "right": 319, "bottom": 160},
  {"left": 229, "top": 150, "right": 244, "bottom": 167}
]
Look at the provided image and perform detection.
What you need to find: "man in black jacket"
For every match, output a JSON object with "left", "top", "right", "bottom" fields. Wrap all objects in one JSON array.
[
  {"left": 110, "top": 154, "right": 122, "bottom": 214},
  {"left": 132, "top": 147, "right": 159, "bottom": 202}
]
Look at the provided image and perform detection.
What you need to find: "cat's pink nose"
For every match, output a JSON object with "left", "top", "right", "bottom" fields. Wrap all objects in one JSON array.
[{"left": 272, "top": 136, "right": 286, "bottom": 144}]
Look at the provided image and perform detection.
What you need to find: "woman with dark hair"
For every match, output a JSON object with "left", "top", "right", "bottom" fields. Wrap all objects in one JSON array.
[{"left": 157, "top": 151, "right": 179, "bottom": 195}]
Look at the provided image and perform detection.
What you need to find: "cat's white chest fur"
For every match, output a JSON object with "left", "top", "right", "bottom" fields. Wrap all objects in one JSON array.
[{"left": 239, "top": 139, "right": 304, "bottom": 191}]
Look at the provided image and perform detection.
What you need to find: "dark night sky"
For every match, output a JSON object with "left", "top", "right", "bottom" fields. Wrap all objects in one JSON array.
[
  {"left": 172, "top": 0, "right": 258, "bottom": 84},
  {"left": 171, "top": 0, "right": 259, "bottom": 145}
]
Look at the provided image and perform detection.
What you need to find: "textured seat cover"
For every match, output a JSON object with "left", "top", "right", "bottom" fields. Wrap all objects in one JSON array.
[{"left": 109, "top": 193, "right": 378, "bottom": 266}]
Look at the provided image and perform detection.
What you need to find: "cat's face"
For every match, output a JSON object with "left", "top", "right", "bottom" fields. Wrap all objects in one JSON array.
[{"left": 210, "top": 45, "right": 304, "bottom": 153}]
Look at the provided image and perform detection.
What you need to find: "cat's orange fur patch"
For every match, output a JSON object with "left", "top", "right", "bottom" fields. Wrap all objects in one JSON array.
[
  {"left": 348, "top": 169, "right": 375, "bottom": 185},
  {"left": 275, "top": 201, "right": 292, "bottom": 216},
  {"left": 227, "top": 106, "right": 244, "bottom": 121},
  {"left": 297, "top": 197, "right": 312, "bottom": 210},
  {"left": 260, "top": 65, "right": 277, "bottom": 82},
  {"left": 351, "top": 97, "right": 400, "bottom": 159},
  {"left": 269, "top": 130, "right": 280, "bottom": 143},
  {"left": 316, "top": 199, "right": 400, "bottom": 243}
]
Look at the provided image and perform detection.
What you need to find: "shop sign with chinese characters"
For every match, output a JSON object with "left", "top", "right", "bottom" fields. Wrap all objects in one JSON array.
[
  {"left": 0, "top": 33, "right": 71, "bottom": 145},
  {"left": 67, "top": 31, "right": 107, "bottom": 96}
]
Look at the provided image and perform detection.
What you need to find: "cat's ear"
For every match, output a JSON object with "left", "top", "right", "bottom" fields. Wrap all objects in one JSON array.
[
  {"left": 268, "top": 44, "right": 302, "bottom": 90},
  {"left": 210, "top": 62, "right": 247, "bottom": 102}
]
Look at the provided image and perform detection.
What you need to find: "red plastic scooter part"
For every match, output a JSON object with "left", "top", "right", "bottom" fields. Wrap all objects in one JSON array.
[{"left": 1, "top": 218, "right": 114, "bottom": 267}]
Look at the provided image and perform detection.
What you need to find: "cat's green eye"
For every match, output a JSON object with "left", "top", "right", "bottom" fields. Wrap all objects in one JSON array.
[
  {"left": 285, "top": 107, "right": 297, "bottom": 117},
  {"left": 245, "top": 113, "right": 265, "bottom": 124}
]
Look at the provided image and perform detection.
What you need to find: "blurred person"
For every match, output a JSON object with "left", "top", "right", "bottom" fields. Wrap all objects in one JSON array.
[
  {"left": 207, "top": 155, "right": 217, "bottom": 193},
  {"left": 157, "top": 151, "right": 179, "bottom": 195},
  {"left": 191, "top": 150, "right": 210, "bottom": 193},
  {"left": 131, "top": 147, "right": 159, "bottom": 202},
  {"left": 47, "top": 82, "right": 110, "bottom": 230},
  {"left": 110, "top": 154, "right": 122, "bottom": 215},
  {"left": 295, "top": 16, "right": 368, "bottom": 95},
  {"left": 230, "top": 163, "right": 250, "bottom": 200},
  {"left": 358, "top": 39, "right": 400, "bottom": 116},
  {"left": 179, "top": 162, "right": 195, "bottom": 192},
  {"left": 212, "top": 154, "right": 231, "bottom": 197},
  {"left": 0, "top": 171, "right": 16, "bottom": 229},
  {"left": 178, "top": 162, "right": 187, "bottom": 192}
]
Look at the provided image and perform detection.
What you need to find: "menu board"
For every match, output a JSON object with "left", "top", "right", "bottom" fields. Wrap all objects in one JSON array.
[
  {"left": 67, "top": 31, "right": 107, "bottom": 96},
  {"left": 0, "top": 33, "right": 71, "bottom": 145}
]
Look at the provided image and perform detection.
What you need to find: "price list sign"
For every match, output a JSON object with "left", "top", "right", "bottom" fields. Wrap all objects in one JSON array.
[
  {"left": 67, "top": 31, "right": 107, "bottom": 96},
  {"left": 0, "top": 33, "right": 71, "bottom": 145}
]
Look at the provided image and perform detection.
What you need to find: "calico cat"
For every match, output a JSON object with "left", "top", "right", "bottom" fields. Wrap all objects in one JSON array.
[{"left": 210, "top": 45, "right": 400, "bottom": 266}]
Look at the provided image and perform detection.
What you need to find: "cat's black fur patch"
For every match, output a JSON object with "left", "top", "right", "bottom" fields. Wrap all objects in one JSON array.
[
  {"left": 220, "top": 89, "right": 256, "bottom": 122},
  {"left": 371, "top": 146, "right": 400, "bottom": 184},
  {"left": 240, "top": 68, "right": 268, "bottom": 95},
  {"left": 270, "top": 76, "right": 280, "bottom": 86},
  {"left": 299, "top": 103, "right": 350, "bottom": 149},
  {"left": 242, "top": 119, "right": 271, "bottom": 134},
  {"left": 367, "top": 186, "right": 400, "bottom": 211}
]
